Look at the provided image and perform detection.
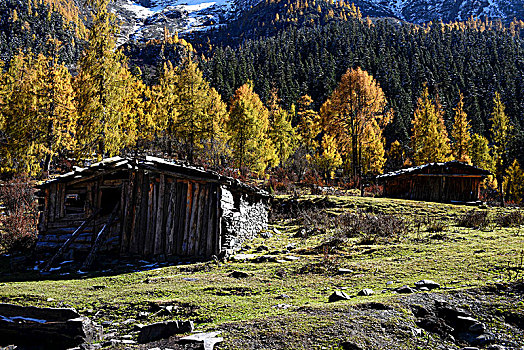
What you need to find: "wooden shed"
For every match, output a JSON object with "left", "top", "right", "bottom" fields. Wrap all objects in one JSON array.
[
  {"left": 377, "top": 161, "right": 491, "bottom": 203},
  {"left": 36, "top": 156, "right": 270, "bottom": 267}
]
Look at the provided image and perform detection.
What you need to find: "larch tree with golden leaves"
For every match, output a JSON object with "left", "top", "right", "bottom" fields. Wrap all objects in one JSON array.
[
  {"left": 490, "top": 92, "right": 511, "bottom": 204},
  {"left": 267, "top": 89, "right": 297, "bottom": 166},
  {"left": 74, "top": 0, "right": 138, "bottom": 159},
  {"left": 172, "top": 57, "right": 228, "bottom": 165},
  {"left": 411, "top": 86, "right": 452, "bottom": 165},
  {"left": 320, "top": 67, "right": 389, "bottom": 179},
  {"left": 227, "top": 82, "right": 277, "bottom": 176},
  {"left": 451, "top": 93, "right": 472, "bottom": 164},
  {"left": 470, "top": 133, "right": 494, "bottom": 173},
  {"left": 0, "top": 51, "right": 77, "bottom": 175},
  {"left": 503, "top": 159, "right": 524, "bottom": 204}
]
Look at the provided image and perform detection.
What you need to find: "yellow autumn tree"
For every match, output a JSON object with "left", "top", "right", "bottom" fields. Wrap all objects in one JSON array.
[
  {"left": 296, "top": 95, "right": 321, "bottom": 151},
  {"left": 490, "top": 92, "right": 511, "bottom": 204},
  {"left": 411, "top": 85, "right": 452, "bottom": 165},
  {"left": 312, "top": 133, "right": 342, "bottom": 179},
  {"left": 470, "top": 133, "right": 494, "bottom": 172},
  {"left": 320, "top": 67, "right": 389, "bottom": 178},
  {"left": 267, "top": 88, "right": 297, "bottom": 166},
  {"left": 503, "top": 159, "right": 524, "bottom": 203},
  {"left": 0, "top": 50, "right": 77, "bottom": 175},
  {"left": 74, "top": 0, "right": 138, "bottom": 159},
  {"left": 227, "top": 82, "right": 277, "bottom": 175},
  {"left": 451, "top": 93, "right": 472, "bottom": 164}
]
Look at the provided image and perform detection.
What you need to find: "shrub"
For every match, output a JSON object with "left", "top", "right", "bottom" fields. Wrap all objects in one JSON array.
[
  {"left": 494, "top": 211, "right": 524, "bottom": 228},
  {"left": 337, "top": 211, "right": 410, "bottom": 244},
  {"left": 0, "top": 176, "right": 38, "bottom": 253},
  {"left": 456, "top": 210, "right": 490, "bottom": 229}
]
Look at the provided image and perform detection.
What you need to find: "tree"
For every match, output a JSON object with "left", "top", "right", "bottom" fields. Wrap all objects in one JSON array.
[
  {"left": 267, "top": 89, "right": 297, "bottom": 166},
  {"left": 172, "top": 57, "right": 228, "bottom": 165},
  {"left": 74, "top": 0, "right": 138, "bottom": 158},
  {"left": 320, "top": 67, "right": 389, "bottom": 179},
  {"left": 451, "top": 93, "right": 472, "bottom": 164},
  {"left": 470, "top": 133, "right": 494, "bottom": 172},
  {"left": 227, "top": 82, "right": 277, "bottom": 175},
  {"left": 411, "top": 86, "right": 452, "bottom": 165},
  {"left": 503, "top": 159, "right": 524, "bottom": 203},
  {"left": 490, "top": 92, "right": 511, "bottom": 204},
  {"left": 0, "top": 50, "right": 77, "bottom": 175},
  {"left": 312, "top": 133, "right": 342, "bottom": 179}
]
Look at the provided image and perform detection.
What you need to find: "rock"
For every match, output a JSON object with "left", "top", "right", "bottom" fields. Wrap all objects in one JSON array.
[
  {"left": 469, "top": 322, "right": 487, "bottom": 333},
  {"left": 329, "top": 291, "right": 351, "bottom": 302},
  {"left": 101, "top": 321, "right": 112, "bottom": 327},
  {"left": 255, "top": 255, "right": 277, "bottom": 263},
  {"left": 256, "top": 245, "right": 269, "bottom": 252},
  {"left": 486, "top": 345, "right": 505, "bottom": 350},
  {"left": 284, "top": 255, "right": 300, "bottom": 261},
  {"left": 137, "top": 311, "right": 150, "bottom": 319},
  {"left": 121, "top": 339, "right": 136, "bottom": 344},
  {"left": 357, "top": 288, "right": 374, "bottom": 296},
  {"left": 229, "top": 271, "right": 250, "bottom": 278},
  {"left": 147, "top": 348, "right": 162, "bottom": 350},
  {"left": 418, "top": 287, "right": 430, "bottom": 291},
  {"left": 411, "top": 328, "right": 424, "bottom": 336},
  {"left": 472, "top": 332, "right": 496, "bottom": 346},
  {"left": 122, "top": 318, "right": 136, "bottom": 325},
  {"left": 414, "top": 280, "right": 440, "bottom": 290},
  {"left": 272, "top": 228, "right": 281, "bottom": 235},
  {"left": 396, "top": 285, "right": 415, "bottom": 294},
  {"left": 137, "top": 320, "right": 194, "bottom": 343},
  {"left": 180, "top": 331, "right": 223, "bottom": 350},
  {"left": 337, "top": 268, "right": 353, "bottom": 274},
  {"left": 272, "top": 304, "right": 292, "bottom": 309},
  {"left": 456, "top": 316, "right": 480, "bottom": 330},
  {"left": 120, "top": 335, "right": 133, "bottom": 340},
  {"left": 340, "top": 341, "right": 364, "bottom": 350},
  {"left": 260, "top": 231, "right": 273, "bottom": 239},
  {"left": 276, "top": 294, "right": 291, "bottom": 299},
  {"left": 232, "top": 254, "right": 257, "bottom": 261},
  {"left": 285, "top": 243, "right": 296, "bottom": 250}
]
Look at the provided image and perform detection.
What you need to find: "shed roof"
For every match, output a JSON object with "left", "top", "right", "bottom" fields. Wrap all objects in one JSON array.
[
  {"left": 376, "top": 161, "right": 491, "bottom": 180},
  {"left": 40, "top": 156, "right": 270, "bottom": 197}
]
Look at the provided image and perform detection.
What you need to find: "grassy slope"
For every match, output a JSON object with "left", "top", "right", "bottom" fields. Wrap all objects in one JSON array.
[{"left": 0, "top": 195, "right": 522, "bottom": 348}]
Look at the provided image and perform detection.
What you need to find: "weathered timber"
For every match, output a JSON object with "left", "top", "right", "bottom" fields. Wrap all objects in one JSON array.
[
  {"left": 41, "top": 210, "right": 100, "bottom": 271},
  {"left": 81, "top": 203, "right": 120, "bottom": 270}
]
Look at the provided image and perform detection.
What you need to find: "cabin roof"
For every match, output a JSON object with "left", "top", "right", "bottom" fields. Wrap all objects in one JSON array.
[
  {"left": 376, "top": 161, "right": 491, "bottom": 180},
  {"left": 40, "top": 156, "right": 270, "bottom": 197}
]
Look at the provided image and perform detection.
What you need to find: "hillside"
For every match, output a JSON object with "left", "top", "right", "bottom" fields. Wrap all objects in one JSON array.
[{"left": 0, "top": 195, "right": 522, "bottom": 349}]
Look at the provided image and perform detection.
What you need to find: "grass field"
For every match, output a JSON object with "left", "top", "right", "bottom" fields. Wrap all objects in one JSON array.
[{"left": 0, "top": 195, "right": 523, "bottom": 349}]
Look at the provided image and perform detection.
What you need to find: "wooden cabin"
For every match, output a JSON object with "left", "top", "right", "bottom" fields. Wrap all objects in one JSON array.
[
  {"left": 377, "top": 161, "right": 491, "bottom": 203},
  {"left": 36, "top": 157, "right": 270, "bottom": 266}
]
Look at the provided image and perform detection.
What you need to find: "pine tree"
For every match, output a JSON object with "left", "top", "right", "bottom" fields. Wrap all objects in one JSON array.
[
  {"left": 227, "top": 82, "right": 277, "bottom": 175},
  {"left": 411, "top": 85, "right": 452, "bottom": 165},
  {"left": 451, "top": 93, "right": 472, "bottom": 164},
  {"left": 74, "top": 0, "right": 138, "bottom": 159},
  {"left": 490, "top": 92, "right": 511, "bottom": 204}
]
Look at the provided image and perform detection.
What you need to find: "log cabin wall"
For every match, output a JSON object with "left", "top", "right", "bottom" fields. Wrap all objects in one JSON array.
[
  {"left": 379, "top": 161, "right": 490, "bottom": 204},
  {"left": 119, "top": 169, "right": 222, "bottom": 259}
]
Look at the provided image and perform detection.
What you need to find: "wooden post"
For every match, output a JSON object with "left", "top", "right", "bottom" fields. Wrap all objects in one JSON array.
[
  {"left": 80, "top": 203, "right": 121, "bottom": 271},
  {"left": 41, "top": 211, "right": 100, "bottom": 272}
]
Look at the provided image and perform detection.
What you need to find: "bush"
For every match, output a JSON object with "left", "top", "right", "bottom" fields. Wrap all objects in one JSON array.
[
  {"left": 337, "top": 211, "right": 410, "bottom": 244},
  {"left": 456, "top": 210, "right": 490, "bottom": 229},
  {"left": 0, "top": 176, "right": 38, "bottom": 253},
  {"left": 494, "top": 211, "right": 524, "bottom": 228}
]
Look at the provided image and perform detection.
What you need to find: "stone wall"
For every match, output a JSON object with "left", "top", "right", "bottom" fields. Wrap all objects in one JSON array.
[{"left": 220, "top": 186, "right": 269, "bottom": 255}]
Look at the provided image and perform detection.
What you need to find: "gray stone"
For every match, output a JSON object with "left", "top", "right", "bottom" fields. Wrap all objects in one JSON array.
[
  {"left": 329, "top": 291, "right": 351, "bottom": 302},
  {"left": 284, "top": 255, "right": 300, "bottom": 261},
  {"left": 469, "top": 322, "right": 487, "bottom": 333},
  {"left": 137, "top": 320, "right": 194, "bottom": 343},
  {"left": 414, "top": 279, "right": 441, "bottom": 290},
  {"left": 357, "top": 288, "right": 374, "bottom": 296},
  {"left": 232, "top": 254, "right": 257, "bottom": 261},
  {"left": 418, "top": 287, "right": 430, "bottom": 291},
  {"left": 341, "top": 341, "right": 364, "bottom": 350},
  {"left": 472, "top": 332, "right": 496, "bottom": 346},
  {"left": 180, "top": 331, "right": 223, "bottom": 350},
  {"left": 456, "top": 316, "right": 480, "bottom": 329},
  {"left": 337, "top": 268, "right": 353, "bottom": 274},
  {"left": 396, "top": 285, "right": 415, "bottom": 294},
  {"left": 229, "top": 270, "right": 250, "bottom": 278},
  {"left": 120, "top": 335, "right": 133, "bottom": 340},
  {"left": 122, "top": 318, "right": 136, "bottom": 325}
]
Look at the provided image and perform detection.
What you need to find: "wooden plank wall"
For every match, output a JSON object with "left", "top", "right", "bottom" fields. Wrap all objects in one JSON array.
[{"left": 120, "top": 170, "right": 221, "bottom": 259}]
